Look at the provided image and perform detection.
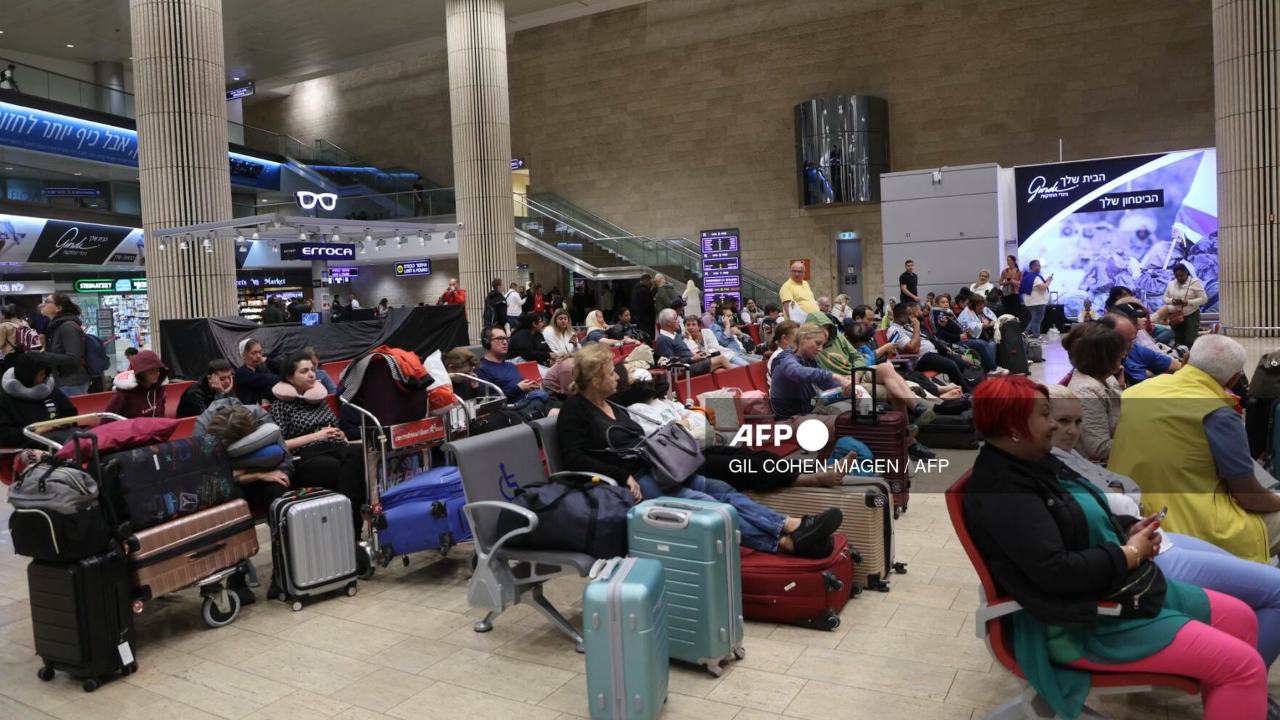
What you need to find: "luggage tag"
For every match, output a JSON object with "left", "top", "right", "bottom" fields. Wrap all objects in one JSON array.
[{"left": 117, "top": 641, "right": 135, "bottom": 666}]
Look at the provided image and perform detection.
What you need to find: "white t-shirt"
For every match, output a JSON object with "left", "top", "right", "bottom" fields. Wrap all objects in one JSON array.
[
  {"left": 1024, "top": 274, "right": 1049, "bottom": 307},
  {"left": 970, "top": 281, "right": 995, "bottom": 296},
  {"left": 888, "top": 322, "right": 937, "bottom": 355},
  {"left": 505, "top": 290, "right": 523, "bottom": 319}
]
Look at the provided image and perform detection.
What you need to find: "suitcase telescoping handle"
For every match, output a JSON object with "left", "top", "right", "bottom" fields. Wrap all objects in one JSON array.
[
  {"left": 588, "top": 557, "right": 622, "bottom": 580},
  {"left": 22, "top": 412, "right": 126, "bottom": 450},
  {"left": 851, "top": 368, "right": 879, "bottom": 425}
]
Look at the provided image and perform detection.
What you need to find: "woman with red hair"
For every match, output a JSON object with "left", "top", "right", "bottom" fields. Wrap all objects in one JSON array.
[{"left": 964, "top": 375, "right": 1267, "bottom": 719}]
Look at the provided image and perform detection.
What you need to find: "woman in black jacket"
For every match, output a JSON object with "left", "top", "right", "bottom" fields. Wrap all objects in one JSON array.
[
  {"left": 38, "top": 293, "right": 91, "bottom": 395},
  {"left": 556, "top": 344, "right": 840, "bottom": 557},
  {"left": 0, "top": 353, "right": 75, "bottom": 448},
  {"left": 508, "top": 312, "right": 553, "bottom": 366},
  {"left": 964, "top": 375, "right": 1265, "bottom": 720},
  {"left": 234, "top": 338, "right": 280, "bottom": 406}
]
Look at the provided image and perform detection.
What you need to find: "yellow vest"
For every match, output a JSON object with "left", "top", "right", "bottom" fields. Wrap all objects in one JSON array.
[{"left": 1108, "top": 365, "right": 1269, "bottom": 562}]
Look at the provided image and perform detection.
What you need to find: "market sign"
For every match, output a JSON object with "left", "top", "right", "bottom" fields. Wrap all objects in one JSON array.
[
  {"left": 74, "top": 277, "right": 147, "bottom": 293},
  {"left": 237, "top": 277, "right": 289, "bottom": 288},
  {"left": 394, "top": 259, "right": 432, "bottom": 277}
]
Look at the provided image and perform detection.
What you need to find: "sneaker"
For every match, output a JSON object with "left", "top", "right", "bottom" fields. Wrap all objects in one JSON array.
[
  {"left": 791, "top": 508, "right": 843, "bottom": 557},
  {"left": 908, "top": 442, "right": 937, "bottom": 460}
]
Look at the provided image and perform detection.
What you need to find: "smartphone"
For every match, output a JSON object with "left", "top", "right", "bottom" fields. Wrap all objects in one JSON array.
[
  {"left": 708, "top": 350, "right": 721, "bottom": 357},
  {"left": 1156, "top": 506, "right": 1168, "bottom": 521}
]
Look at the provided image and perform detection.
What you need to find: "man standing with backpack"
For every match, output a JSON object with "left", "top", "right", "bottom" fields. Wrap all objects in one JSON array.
[{"left": 0, "top": 304, "right": 42, "bottom": 371}]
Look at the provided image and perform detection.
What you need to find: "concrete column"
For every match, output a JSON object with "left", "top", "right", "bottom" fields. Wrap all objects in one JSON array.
[
  {"left": 446, "top": 0, "right": 517, "bottom": 340},
  {"left": 129, "top": 0, "right": 239, "bottom": 351},
  {"left": 1214, "top": 0, "right": 1280, "bottom": 337},
  {"left": 92, "top": 61, "right": 127, "bottom": 116}
]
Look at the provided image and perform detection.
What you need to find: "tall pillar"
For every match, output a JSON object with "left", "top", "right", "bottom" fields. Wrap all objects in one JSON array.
[
  {"left": 1215, "top": 0, "right": 1280, "bottom": 337},
  {"left": 446, "top": 0, "right": 517, "bottom": 340},
  {"left": 129, "top": 0, "right": 239, "bottom": 352}
]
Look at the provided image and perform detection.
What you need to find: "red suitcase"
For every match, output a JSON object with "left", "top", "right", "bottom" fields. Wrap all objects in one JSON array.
[
  {"left": 835, "top": 371, "right": 911, "bottom": 515},
  {"left": 740, "top": 533, "right": 856, "bottom": 630}
]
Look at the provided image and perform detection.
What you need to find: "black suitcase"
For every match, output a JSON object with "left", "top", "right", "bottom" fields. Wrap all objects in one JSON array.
[
  {"left": 916, "top": 411, "right": 981, "bottom": 449},
  {"left": 101, "top": 435, "right": 240, "bottom": 532},
  {"left": 28, "top": 546, "right": 137, "bottom": 692},
  {"left": 1042, "top": 304, "right": 1069, "bottom": 333},
  {"left": 996, "top": 320, "right": 1029, "bottom": 375}
]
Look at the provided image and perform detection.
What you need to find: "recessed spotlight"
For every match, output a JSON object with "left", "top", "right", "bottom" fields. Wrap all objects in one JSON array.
[
  {"left": 232, "top": 76, "right": 241, "bottom": 81},
  {"left": 73, "top": 172, "right": 82, "bottom": 176},
  {"left": 65, "top": 44, "right": 75, "bottom": 48}
]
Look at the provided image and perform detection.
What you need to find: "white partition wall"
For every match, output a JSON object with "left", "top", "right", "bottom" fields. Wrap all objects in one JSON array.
[{"left": 879, "top": 164, "right": 1006, "bottom": 304}]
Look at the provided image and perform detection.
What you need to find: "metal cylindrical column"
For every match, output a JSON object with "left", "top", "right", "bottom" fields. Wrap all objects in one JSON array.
[
  {"left": 1215, "top": 0, "right": 1280, "bottom": 337},
  {"left": 447, "top": 0, "right": 517, "bottom": 340},
  {"left": 130, "top": 0, "right": 239, "bottom": 351}
]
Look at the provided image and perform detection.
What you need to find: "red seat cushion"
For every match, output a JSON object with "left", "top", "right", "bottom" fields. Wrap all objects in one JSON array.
[
  {"left": 69, "top": 392, "right": 115, "bottom": 416},
  {"left": 713, "top": 366, "right": 752, "bottom": 392},
  {"left": 745, "top": 362, "right": 768, "bottom": 392}
]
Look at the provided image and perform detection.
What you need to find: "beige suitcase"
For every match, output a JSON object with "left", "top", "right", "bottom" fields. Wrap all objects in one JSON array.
[
  {"left": 747, "top": 477, "right": 905, "bottom": 591},
  {"left": 128, "top": 499, "right": 259, "bottom": 602}
]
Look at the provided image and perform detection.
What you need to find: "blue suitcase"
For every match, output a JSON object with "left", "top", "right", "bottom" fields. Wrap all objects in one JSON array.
[
  {"left": 377, "top": 466, "right": 471, "bottom": 555},
  {"left": 627, "top": 498, "right": 745, "bottom": 676},
  {"left": 583, "top": 557, "right": 669, "bottom": 720}
]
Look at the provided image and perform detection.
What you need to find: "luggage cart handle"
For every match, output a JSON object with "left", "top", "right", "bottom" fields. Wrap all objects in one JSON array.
[
  {"left": 449, "top": 373, "right": 506, "bottom": 403},
  {"left": 339, "top": 397, "right": 385, "bottom": 436},
  {"left": 23, "top": 412, "right": 126, "bottom": 450}
]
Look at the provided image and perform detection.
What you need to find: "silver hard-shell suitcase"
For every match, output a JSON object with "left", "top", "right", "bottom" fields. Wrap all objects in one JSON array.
[{"left": 267, "top": 489, "right": 358, "bottom": 610}]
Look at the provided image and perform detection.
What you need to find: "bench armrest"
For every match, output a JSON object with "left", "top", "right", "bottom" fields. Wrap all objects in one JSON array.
[{"left": 462, "top": 500, "right": 537, "bottom": 562}]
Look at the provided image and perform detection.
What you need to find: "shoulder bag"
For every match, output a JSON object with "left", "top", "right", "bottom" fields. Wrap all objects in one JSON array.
[{"left": 606, "top": 408, "right": 705, "bottom": 491}]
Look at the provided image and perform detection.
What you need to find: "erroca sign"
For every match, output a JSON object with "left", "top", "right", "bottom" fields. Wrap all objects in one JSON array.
[{"left": 279, "top": 242, "right": 356, "bottom": 261}]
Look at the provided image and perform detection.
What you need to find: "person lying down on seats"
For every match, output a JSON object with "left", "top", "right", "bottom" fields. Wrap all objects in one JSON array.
[
  {"left": 557, "top": 344, "right": 842, "bottom": 557},
  {"left": 617, "top": 368, "right": 842, "bottom": 491}
]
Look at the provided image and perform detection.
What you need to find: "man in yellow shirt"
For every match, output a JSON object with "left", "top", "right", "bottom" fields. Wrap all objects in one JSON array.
[{"left": 779, "top": 261, "right": 818, "bottom": 321}]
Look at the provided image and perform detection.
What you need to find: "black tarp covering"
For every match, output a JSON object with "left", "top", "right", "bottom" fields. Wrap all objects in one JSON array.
[{"left": 159, "top": 306, "right": 468, "bottom": 379}]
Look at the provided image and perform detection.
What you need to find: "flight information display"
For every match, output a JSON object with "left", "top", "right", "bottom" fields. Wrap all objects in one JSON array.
[{"left": 699, "top": 228, "right": 741, "bottom": 311}]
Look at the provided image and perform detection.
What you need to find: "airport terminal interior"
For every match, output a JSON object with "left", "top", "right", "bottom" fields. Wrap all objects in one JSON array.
[{"left": 0, "top": 0, "right": 1278, "bottom": 718}]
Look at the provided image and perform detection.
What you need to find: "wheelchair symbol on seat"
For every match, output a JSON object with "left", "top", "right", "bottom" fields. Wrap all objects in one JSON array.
[{"left": 497, "top": 463, "right": 518, "bottom": 501}]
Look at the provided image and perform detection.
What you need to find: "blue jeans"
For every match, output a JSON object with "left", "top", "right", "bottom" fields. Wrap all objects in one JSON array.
[
  {"left": 1154, "top": 532, "right": 1280, "bottom": 666},
  {"left": 1026, "top": 304, "right": 1046, "bottom": 338},
  {"left": 963, "top": 338, "right": 997, "bottom": 371},
  {"left": 59, "top": 383, "right": 90, "bottom": 397},
  {"left": 727, "top": 353, "right": 752, "bottom": 367},
  {"left": 635, "top": 471, "right": 787, "bottom": 552}
]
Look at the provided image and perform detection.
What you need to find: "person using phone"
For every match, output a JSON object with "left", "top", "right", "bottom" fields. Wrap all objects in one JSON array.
[
  {"left": 1049, "top": 384, "right": 1280, "bottom": 675},
  {"left": 475, "top": 325, "right": 557, "bottom": 417}
]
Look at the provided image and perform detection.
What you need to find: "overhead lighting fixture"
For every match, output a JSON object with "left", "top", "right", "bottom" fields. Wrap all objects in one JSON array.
[
  {"left": 251, "top": 227, "right": 261, "bottom": 241},
  {"left": 298, "top": 230, "right": 308, "bottom": 241},
  {"left": 333, "top": 227, "right": 343, "bottom": 243},
  {"left": 235, "top": 232, "right": 245, "bottom": 245},
  {"left": 178, "top": 235, "right": 189, "bottom": 252},
  {"left": 445, "top": 230, "right": 456, "bottom": 240},
  {"left": 375, "top": 238, "right": 386, "bottom": 251},
  {"left": 269, "top": 239, "right": 279, "bottom": 252},
  {"left": 359, "top": 242, "right": 368, "bottom": 255},
  {"left": 65, "top": 43, "right": 75, "bottom": 48},
  {"left": 73, "top": 172, "right": 82, "bottom": 176},
  {"left": 157, "top": 238, "right": 167, "bottom": 251},
  {"left": 232, "top": 76, "right": 241, "bottom": 81},
  {"left": 399, "top": 235, "right": 409, "bottom": 247},
  {"left": 364, "top": 229, "right": 373, "bottom": 243},
  {"left": 419, "top": 234, "right": 426, "bottom": 247},
  {"left": 202, "top": 237, "right": 213, "bottom": 253}
]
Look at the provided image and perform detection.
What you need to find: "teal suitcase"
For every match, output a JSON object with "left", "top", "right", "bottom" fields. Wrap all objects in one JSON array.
[
  {"left": 583, "top": 557, "right": 670, "bottom": 720},
  {"left": 627, "top": 498, "right": 745, "bottom": 676}
]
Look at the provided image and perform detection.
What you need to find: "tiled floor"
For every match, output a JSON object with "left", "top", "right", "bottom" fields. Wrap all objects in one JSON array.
[{"left": 2, "top": 335, "right": 1278, "bottom": 720}]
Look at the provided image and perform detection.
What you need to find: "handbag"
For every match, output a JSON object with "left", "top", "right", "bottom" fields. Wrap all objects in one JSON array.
[
  {"left": 1250, "top": 352, "right": 1280, "bottom": 399},
  {"left": 1166, "top": 308, "right": 1185, "bottom": 326},
  {"left": 606, "top": 412, "right": 705, "bottom": 491},
  {"left": 1104, "top": 561, "right": 1167, "bottom": 618}
]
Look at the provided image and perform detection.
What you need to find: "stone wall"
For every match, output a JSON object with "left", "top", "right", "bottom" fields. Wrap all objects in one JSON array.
[{"left": 249, "top": 0, "right": 1214, "bottom": 304}]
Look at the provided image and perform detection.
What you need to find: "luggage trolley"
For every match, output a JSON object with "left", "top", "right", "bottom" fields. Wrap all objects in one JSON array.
[{"left": 22, "top": 414, "right": 254, "bottom": 630}]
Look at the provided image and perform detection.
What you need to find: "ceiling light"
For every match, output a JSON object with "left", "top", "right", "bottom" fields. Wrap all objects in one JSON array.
[
  {"left": 232, "top": 76, "right": 241, "bottom": 81},
  {"left": 269, "top": 239, "right": 279, "bottom": 252},
  {"left": 3, "top": 167, "right": 12, "bottom": 171},
  {"left": 201, "top": 237, "right": 211, "bottom": 249},
  {"left": 73, "top": 172, "right": 82, "bottom": 176},
  {"left": 445, "top": 230, "right": 456, "bottom": 240},
  {"left": 178, "top": 235, "right": 189, "bottom": 251},
  {"left": 65, "top": 44, "right": 75, "bottom": 48},
  {"left": 399, "top": 235, "right": 409, "bottom": 247},
  {"left": 364, "top": 230, "right": 373, "bottom": 243},
  {"left": 375, "top": 238, "right": 386, "bottom": 251},
  {"left": 333, "top": 227, "right": 343, "bottom": 243},
  {"left": 419, "top": 234, "right": 426, "bottom": 247},
  {"left": 359, "top": 242, "right": 367, "bottom": 255},
  {"left": 235, "top": 232, "right": 245, "bottom": 244},
  {"left": 157, "top": 238, "right": 167, "bottom": 251},
  {"left": 251, "top": 227, "right": 261, "bottom": 241},
  {"left": 298, "top": 230, "right": 308, "bottom": 241}
]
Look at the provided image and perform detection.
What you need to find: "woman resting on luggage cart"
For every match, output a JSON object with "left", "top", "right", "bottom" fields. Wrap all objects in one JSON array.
[
  {"left": 269, "top": 353, "right": 366, "bottom": 530},
  {"left": 964, "top": 375, "right": 1268, "bottom": 720},
  {"left": 557, "top": 344, "right": 842, "bottom": 557}
]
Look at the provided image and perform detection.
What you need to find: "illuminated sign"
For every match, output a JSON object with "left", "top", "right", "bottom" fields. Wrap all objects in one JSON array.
[
  {"left": 295, "top": 191, "right": 338, "bottom": 211},
  {"left": 394, "top": 260, "right": 433, "bottom": 277},
  {"left": 511, "top": 158, "right": 526, "bottom": 170},
  {"left": 236, "top": 277, "right": 289, "bottom": 288},
  {"left": 699, "top": 228, "right": 741, "bottom": 311},
  {"left": 225, "top": 82, "right": 255, "bottom": 101},
  {"left": 327, "top": 267, "right": 359, "bottom": 280},
  {"left": 74, "top": 278, "right": 147, "bottom": 293},
  {"left": 280, "top": 242, "right": 356, "bottom": 261}
]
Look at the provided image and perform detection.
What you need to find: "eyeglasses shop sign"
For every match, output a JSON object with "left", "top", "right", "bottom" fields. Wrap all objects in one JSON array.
[{"left": 279, "top": 242, "right": 356, "bottom": 261}]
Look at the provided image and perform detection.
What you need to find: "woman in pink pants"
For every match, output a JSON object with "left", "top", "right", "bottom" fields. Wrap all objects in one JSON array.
[{"left": 963, "top": 376, "right": 1267, "bottom": 719}]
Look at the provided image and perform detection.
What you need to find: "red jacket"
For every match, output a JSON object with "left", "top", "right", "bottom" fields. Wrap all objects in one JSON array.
[
  {"left": 105, "top": 350, "right": 169, "bottom": 419},
  {"left": 440, "top": 288, "right": 466, "bottom": 306}
]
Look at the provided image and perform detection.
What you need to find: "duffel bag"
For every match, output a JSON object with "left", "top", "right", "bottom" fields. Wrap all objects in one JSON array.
[
  {"left": 8, "top": 458, "right": 114, "bottom": 561},
  {"left": 501, "top": 477, "right": 631, "bottom": 558}
]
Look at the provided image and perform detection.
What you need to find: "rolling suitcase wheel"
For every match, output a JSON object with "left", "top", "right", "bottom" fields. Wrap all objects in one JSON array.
[
  {"left": 37, "top": 666, "right": 54, "bottom": 682},
  {"left": 82, "top": 678, "right": 99, "bottom": 693},
  {"left": 201, "top": 590, "right": 241, "bottom": 628},
  {"left": 356, "top": 542, "right": 376, "bottom": 580},
  {"left": 345, "top": 582, "right": 358, "bottom": 597},
  {"left": 291, "top": 601, "right": 304, "bottom": 612}
]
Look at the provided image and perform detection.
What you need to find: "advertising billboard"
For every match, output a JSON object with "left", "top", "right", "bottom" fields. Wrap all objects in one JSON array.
[{"left": 1014, "top": 148, "right": 1217, "bottom": 317}]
